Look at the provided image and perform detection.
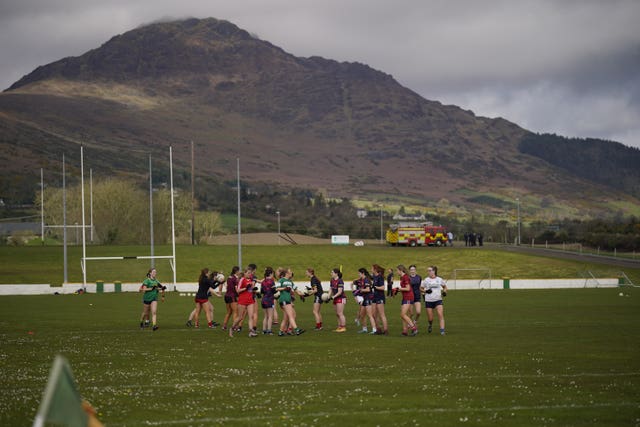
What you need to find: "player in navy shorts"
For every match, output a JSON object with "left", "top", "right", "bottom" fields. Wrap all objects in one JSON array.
[
  {"left": 357, "top": 267, "right": 378, "bottom": 334},
  {"left": 371, "top": 264, "right": 388, "bottom": 335},
  {"left": 409, "top": 265, "right": 422, "bottom": 326},
  {"left": 396, "top": 265, "right": 418, "bottom": 336},
  {"left": 222, "top": 266, "right": 240, "bottom": 331},
  {"left": 260, "top": 267, "right": 276, "bottom": 334},
  {"left": 306, "top": 268, "right": 324, "bottom": 331},
  {"left": 329, "top": 268, "right": 346, "bottom": 332}
]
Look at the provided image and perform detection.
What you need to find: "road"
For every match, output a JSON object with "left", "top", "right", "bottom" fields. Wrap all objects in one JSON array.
[{"left": 495, "top": 244, "right": 640, "bottom": 270}]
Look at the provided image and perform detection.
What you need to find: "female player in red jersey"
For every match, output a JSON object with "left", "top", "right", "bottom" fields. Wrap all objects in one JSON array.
[
  {"left": 230, "top": 268, "right": 259, "bottom": 337},
  {"left": 396, "top": 265, "right": 418, "bottom": 336},
  {"left": 222, "top": 266, "right": 240, "bottom": 332},
  {"left": 329, "top": 268, "right": 346, "bottom": 332}
]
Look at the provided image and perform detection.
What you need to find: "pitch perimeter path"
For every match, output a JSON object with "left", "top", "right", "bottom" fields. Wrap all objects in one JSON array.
[{"left": 496, "top": 244, "right": 640, "bottom": 270}]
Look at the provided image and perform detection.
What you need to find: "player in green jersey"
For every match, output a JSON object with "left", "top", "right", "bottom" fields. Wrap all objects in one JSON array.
[
  {"left": 139, "top": 268, "right": 165, "bottom": 331},
  {"left": 275, "top": 268, "right": 305, "bottom": 336}
]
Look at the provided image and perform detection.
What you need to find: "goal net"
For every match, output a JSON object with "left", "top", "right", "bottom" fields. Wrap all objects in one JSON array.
[
  {"left": 82, "top": 255, "right": 176, "bottom": 287},
  {"left": 450, "top": 268, "right": 492, "bottom": 290}
]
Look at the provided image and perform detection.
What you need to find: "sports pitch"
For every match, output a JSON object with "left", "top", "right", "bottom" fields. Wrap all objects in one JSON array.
[{"left": 1, "top": 287, "right": 639, "bottom": 426}]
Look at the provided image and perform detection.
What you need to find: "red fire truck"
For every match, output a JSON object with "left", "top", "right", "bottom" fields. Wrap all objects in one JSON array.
[{"left": 386, "top": 223, "right": 449, "bottom": 247}]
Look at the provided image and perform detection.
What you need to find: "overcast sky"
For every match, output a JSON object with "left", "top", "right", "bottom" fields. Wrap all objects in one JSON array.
[{"left": 1, "top": 0, "right": 639, "bottom": 148}]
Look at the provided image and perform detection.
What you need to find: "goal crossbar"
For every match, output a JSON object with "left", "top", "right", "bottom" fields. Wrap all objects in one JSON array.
[
  {"left": 80, "top": 146, "right": 177, "bottom": 289},
  {"left": 83, "top": 255, "right": 174, "bottom": 261},
  {"left": 451, "top": 268, "right": 492, "bottom": 289},
  {"left": 81, "top": 255, "right": 176, "bottom": 288}
]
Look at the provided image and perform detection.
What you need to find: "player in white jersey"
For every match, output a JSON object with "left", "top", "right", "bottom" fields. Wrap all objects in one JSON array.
[{"left": 420, "top": 265, "right": 448, "bottom": 335}]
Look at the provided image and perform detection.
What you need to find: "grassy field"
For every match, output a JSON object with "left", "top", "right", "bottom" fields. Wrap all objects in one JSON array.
[
  {"left": 0, "top": 288, "right": 638, "bottom": 426},
  {"left": 1, "top": 244, "right": 639, "bottom": 286}
]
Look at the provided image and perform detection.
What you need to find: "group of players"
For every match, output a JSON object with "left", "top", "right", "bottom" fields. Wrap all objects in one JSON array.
[{"left": 138, "top": 263, "right": 448, "bottom": 337}]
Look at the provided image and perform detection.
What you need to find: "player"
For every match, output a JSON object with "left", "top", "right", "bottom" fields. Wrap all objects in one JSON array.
[
  {"left": 222, "top": 266, "right": 240, "bottom": 332},
  {"left": 421, "top": 265, "right": 448, "bottom": 335},
  {"left": 306, "top": 268, "right": 324, "bottom": 331},
  {"left": 355, "top": 268, "right": 377, "bottom": 334},
  {"left": 329, "top": 268, "right": 346, "bottom": 332},
  {"left": 386, "top": 268, "right": 394, "bottom": 297},
  {"left": 230, "top": 268, "right": 259, "bottom": 337},
  {"left": 261, "top": 267, "right": 276, "bottom": 334},
  {"left": 186, "top": 270, "right": 223, "bottom": 328},
  {"left": 139, "top": 268, "right": 165, "bottom": 331},
  {"left": 409, "top": 265, "right": 422, "bottom": 327},
  {"left": 371, "top": 264, "right": 388, "bottom": 335},
  {"left": 396, "top": 265, "right": 418, "bottom": 336},
  {"left": 248, "top": 263, "right": 260, "bottom": 332},
  {"left": 276, "top": 268, "right": 305, "bottom": 336},
  {"left": 191, "top": 268, "right": 221, "bottom": 329}
]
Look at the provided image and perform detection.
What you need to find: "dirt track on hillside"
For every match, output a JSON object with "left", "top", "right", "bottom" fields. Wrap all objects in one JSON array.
[
  {"left": 209, "top": 233, "right": 383, "bottom": 246},
  {"left": 210, "top": 233, "right": 328, "bottom": 245}
]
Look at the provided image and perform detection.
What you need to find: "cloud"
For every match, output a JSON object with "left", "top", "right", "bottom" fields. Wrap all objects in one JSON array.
[{"left": 0, "top": 0, "right": 639, "bottom": 148}]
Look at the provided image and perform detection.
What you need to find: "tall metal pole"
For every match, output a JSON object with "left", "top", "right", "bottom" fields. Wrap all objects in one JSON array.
[
  {"left": 62, "top": 155, "right": 67, "bottom": 284},
  {"left": 89, "top": 168, "right": 94, "bottom": 243},
  {"left": 276, "top": 210, "right": 280, "bottom": 245},
  {"left": 40, "top": 168, "right": 44, "bottom": 243},
  {"left": 81, "top": 146, "right": 87, "bottom": 289},
  {"left": 516, "top": 198, "right": 521, "bottom": 246},
  {"left": 190, "top": 140, "right": 195, "bottom": 245},
  {"left": 169, "top": 146, "right": 177, "bottom": 286},
  {"left": 149, "top": 155, "right": 155, "bottom": 269},
  {"left": 237, "top": 158, "right": 242, "bottom": 268},
  {"left": 380, "top": 204, "right": 383, "bottom": 244}
]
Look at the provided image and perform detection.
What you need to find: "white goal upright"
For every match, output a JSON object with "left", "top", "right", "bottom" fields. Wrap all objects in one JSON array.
[{"left": 80, "top": 146, "right": 177, "bottom": 289}]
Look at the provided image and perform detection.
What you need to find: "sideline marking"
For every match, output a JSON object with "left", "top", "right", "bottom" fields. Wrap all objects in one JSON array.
[{"left": 131, "top": 401, "right": 640, "bottom": 426}]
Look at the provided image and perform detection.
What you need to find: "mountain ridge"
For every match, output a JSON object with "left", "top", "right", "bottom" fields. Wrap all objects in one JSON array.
[{"left": 1, "top": 17, "right": 639, "bottom": 218}]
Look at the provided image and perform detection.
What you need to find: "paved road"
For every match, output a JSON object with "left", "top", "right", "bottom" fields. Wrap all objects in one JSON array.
[{"left": 495, "top": 244, "right": 640, "bottom": 270}]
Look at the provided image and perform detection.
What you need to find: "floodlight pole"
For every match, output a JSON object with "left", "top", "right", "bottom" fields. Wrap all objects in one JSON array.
[
  {"left": 40, "top": 168, "right": 44, "bottom": 243},
  {"left": 81, "top": 145, "right": 87, "bottom": 289},
  {"left": 237, "top": 158, "right": 242, "bottom": 268},
  {"left": 190, "top": 140, "right": 195, "bottom": 246},
  {"left": 89, "top": 168, "right": 94, "bottom": 243},
  {"left": 62, "top": 155, "right": 68, "bottom": 284},
  {"left": 149, "top": 155, "right": 155, "bottom": 269},
  {"left": 516, "top": 197, "right": 521, "bottom": 246},
  {"left": 379, "top": 204, "right": 383, "bottom": 244},
  {"left": 276, "top": 210, "right": 280, "bottom": 245},
  {"left": 170, "top": 146, "right": 177, "bottom": 286}
]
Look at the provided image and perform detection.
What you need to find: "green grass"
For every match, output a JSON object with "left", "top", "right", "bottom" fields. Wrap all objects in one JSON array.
[
  {"left": 220, "top": 213, "right": 271, "bottom": 232},
  {"left": 0, "top": 288, "right": 639, "bottom": 426},
  {"left": 0, "top": 244, "right": 638, "bottom": 286}
]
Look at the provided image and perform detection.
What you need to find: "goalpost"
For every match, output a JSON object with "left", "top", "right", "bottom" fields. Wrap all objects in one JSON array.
[
  {"left": 80, "top": 146, "right": 177, "bottom": 289},
  {"left": 450, "top": 268, "right": 492, "bottom": 289}
]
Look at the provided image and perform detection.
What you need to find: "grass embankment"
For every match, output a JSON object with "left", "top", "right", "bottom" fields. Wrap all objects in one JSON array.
[{"left": 1, "top": 244, "right": 638, "bottom": 285}]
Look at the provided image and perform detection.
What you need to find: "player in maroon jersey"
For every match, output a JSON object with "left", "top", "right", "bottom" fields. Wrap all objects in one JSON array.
[{"left": 397, "top": 265, "right": 418, "bottom": 336}]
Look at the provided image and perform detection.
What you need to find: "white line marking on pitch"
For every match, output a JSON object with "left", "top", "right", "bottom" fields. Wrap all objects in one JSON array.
[{"left": 129, "top": 401, "right": 640, "bottom": 426}]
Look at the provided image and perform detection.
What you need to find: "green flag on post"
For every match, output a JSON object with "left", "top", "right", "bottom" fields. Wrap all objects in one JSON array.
[{"left": 33, "top": 355, "right": 88, "bottom": 427}]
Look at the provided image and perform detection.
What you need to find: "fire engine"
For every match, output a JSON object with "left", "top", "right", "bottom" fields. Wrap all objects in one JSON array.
[{"left": 386, "top": 222, "right": 449, "bottom": 247}]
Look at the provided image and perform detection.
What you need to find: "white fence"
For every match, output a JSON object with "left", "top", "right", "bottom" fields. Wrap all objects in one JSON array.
[{"left": 0, "top": 278, "right": 621, "bottom": 295}]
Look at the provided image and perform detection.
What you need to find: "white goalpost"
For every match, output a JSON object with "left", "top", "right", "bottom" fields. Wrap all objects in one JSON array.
[
  {"left": 80, "top": 146, "right": 178, "bottom": 289},
  {"left": 450, "top": 268, "right": 492, "bottom": 290}
]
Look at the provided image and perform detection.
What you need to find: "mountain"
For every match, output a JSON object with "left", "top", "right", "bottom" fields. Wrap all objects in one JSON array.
[{"left": 1, "top": 17, "right": 639, "bottom": 218}]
